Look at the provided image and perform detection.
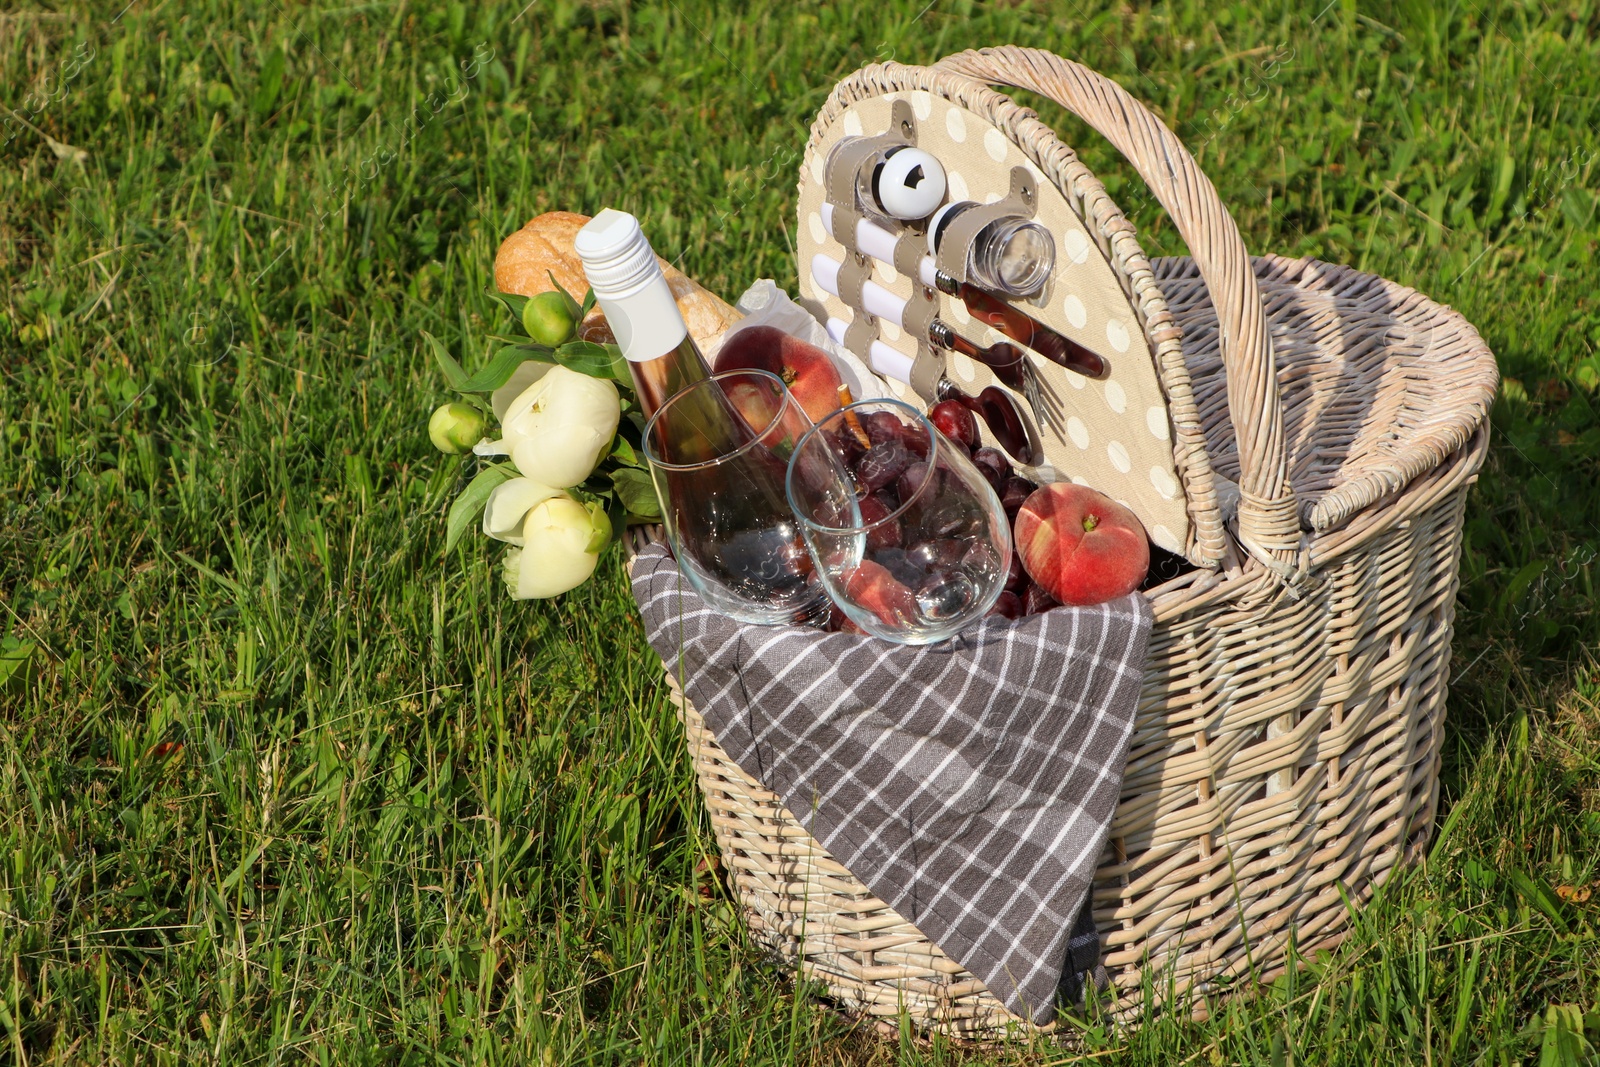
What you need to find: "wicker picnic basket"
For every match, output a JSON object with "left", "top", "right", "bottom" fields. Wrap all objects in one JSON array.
[{"left": 631, "top": 47, "right": 1499, "bottom": 1037}]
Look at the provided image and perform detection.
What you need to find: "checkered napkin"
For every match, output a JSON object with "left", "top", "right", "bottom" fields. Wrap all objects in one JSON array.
[{"left": 630, "top": 543, "right": 1151, "bottom": 1023}]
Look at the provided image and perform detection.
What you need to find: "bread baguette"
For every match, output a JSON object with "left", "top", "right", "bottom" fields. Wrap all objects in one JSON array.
[{"left": 494, "top": 211, "right": 739, "bottom": 346}]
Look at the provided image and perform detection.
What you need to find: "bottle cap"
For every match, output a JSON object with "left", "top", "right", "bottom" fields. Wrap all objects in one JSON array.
[
  {"left": 575, "top": 209, "right": 686, "bottom": 362},
  {"left": 575, "top": 209, "right": 663, "bottom": 300}
]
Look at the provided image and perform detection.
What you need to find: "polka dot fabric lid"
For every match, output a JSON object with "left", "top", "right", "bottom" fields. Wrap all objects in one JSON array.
[{"left": 797, "top": 87, "right": 1191, "bottom": 557}]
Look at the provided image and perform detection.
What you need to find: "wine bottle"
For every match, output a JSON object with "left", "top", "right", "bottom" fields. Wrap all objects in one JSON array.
[{"left": 574, "top": 209, "right": 713, "bottom": 416}]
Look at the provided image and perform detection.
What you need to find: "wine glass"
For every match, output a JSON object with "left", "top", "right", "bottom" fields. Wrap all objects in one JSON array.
[
  {"left": 786, "top": 398, "right": 1012, "bottom": 644},
  {"left": 642, "top": 369, "right": 835, "bottom": 626}
]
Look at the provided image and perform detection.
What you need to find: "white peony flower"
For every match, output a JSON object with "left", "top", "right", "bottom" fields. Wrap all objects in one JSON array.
[
  {"left": 501, "top": 495, "right": 612, "bottom": 600},
  {"left": 475, "top": 365, "right": 620, "bottom": 488},
  {"left": 481, "top": 477, "right": 561, "bottom": 545}
]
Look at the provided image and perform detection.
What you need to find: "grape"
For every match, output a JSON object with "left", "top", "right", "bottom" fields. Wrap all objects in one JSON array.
[
  {"left": 987, "top": 591, "right": 1022, "bottom": 620},
  {"left": 826, "top": 427, "right": 864, "bottom": 468},
  {"left": 915, "top": 569, "right": 977, "bottom": 620},
  {"left": 904, "top": 429, "right": 931, "bottom": 460},
  {"left": 917, "top": 497, "right": 977, "bottom": 540},
  {"left": 896, "top": 460, "right": 931, "bottom": 505},
  {"left": 1001, "top": 476, "right": 1035, "bottom": 520},
  {"left": 907, "top": 538, "right": 965, "bottom": 574},
  {"left": 1004, "top": 551, "right": 1028, "bottom": 594},
  {"left": 928, "top": 400, "right": 979, "bottom": 450},
  {"left": 1024, "top": 581, "right": 1059, "bottom": 616},
  {"left": 875, "top": 547, "right": 921, "bottom": 587},
  {"left": 971, "top": 447, "right": 1011, "bottom": 494},
  {"left": 862, "top": 411, "right": 907, "bottom": 447},
  {"left": 856, "top": 442, "right": 912, "bottom": 492},
  {"left": 858, "top": 493, "right": 902, "bottom": 550}
]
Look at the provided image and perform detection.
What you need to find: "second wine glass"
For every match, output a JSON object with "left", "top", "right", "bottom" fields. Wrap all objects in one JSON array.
[{"left": 787, "top": 399, "right": 1012, "bottom": 644}]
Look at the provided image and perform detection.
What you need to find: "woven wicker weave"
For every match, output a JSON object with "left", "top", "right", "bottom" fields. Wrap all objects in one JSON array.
[{"left": 635, "top": 47, "right": 1498, "bottom": 1037}]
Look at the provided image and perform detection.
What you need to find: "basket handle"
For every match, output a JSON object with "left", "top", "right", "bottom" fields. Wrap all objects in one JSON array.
[{"left": 934, "top": 46, "right": 1301, "bottom": 579}]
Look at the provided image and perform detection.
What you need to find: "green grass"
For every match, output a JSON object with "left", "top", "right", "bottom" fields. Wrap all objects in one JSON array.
[{"left": 3, "top": 0, "right": 1600, "bottom": 1062}]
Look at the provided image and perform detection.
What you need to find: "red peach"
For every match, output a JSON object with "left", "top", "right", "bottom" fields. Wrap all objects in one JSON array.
[
  {"left": 1015, "top": 483, "right": 1150, "bottom": 606},
  {"left": 715, "top": 325, "right": 844, "bottom": 424},
  {"left": 844, "top": 560, "right": 918, "bottom": 628}
]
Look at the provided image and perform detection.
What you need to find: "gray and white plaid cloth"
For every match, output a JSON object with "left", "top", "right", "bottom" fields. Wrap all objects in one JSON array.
[{"left": 631, "top": 543, "right": 1151, "bottom": 1023}]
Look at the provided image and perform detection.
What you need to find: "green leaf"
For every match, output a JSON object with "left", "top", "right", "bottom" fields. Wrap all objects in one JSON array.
[
  {"left": 1509, "top": 867, "right": 1568, "bottom": 931},
  {"left": 423, "top": 331, "right": 468, "bottom": 391},
  {"left": 553, "top": 340, "right": 629, "bottom": 381},
  {"left": 545, "top": 271, "right": 583, "bottom": 314},
  {"left": 457, "top": 346, "right": 547, "bottom": 393},
  {"left": 1538, "top": 1004, "right": 1592, "bottom": 1067},
  {"left": 609, "top": 435, "right": 643, "bottom": 468},
  {"left": 579, "top": 286, "right": 597, "bottom": 321},
  {"left": 447, "top": 465, "right": 515, "bottom": 553},
  {"left": 253, "top": 46, "right": 285, "bottom": 119},
  {"left": 610, "top": 467, "right": 661, "bottom": 520},
  {"left": 0, "top": 636, "right": 35, "bottom": 691},
  {"left": 493, "top": 290, "right": 532, "bottom": 337}
]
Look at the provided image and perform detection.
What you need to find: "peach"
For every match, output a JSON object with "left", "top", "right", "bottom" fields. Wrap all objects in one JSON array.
[
  {"left": 1015, "top": 483, "right": 1150, "bottom": 606},
  {"left": 843, "top": 559, "right": 918, "bottom": 627},
  {"left": 715, "top": 325, "right": 844, "bottom": 424}
]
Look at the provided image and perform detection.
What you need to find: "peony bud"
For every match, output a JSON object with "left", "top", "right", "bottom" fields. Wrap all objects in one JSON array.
[
  {"left": 474, "top": 365, "right": 620, "bottom": 488},
  {"left": 428, "top": 402, "right": 487, "bottom": 454},
  {"left": 522, "top": 291, "right": 580, "bottom": 346},
  {"left": 501, "top": 495, "right": 609, "bottom": 599},
  {"left": 481, "top": 477, "right": 560, "bottom": 545}
]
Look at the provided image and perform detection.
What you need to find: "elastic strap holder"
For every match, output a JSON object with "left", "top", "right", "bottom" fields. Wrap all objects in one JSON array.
[{"left": 932, "top": 165, "right": 1039, "bottom": 286}]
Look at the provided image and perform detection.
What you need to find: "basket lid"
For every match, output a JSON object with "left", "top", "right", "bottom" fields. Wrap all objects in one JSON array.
[{"left": 795, "top": 70, "right": 1198, "bottom": 560}]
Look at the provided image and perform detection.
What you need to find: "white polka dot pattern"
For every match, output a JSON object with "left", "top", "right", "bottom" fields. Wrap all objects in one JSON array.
[
  {"left": 984, "top": 127, "right": 1009, "bottom": 162},
  {"left": 1066, "top": 416, "right": 1089, "bottom": 450},
  {"left": 945, "top": 108, "right": 967, "bottom": 142},
  {"left": 1103, "top": 380, "right": 1126, "bottom": 415},
  {"left": 809, "top": 212, "right": 827, "bottom": 244},
  {"left": 1149, "top": 466, "right": 1178, "bottom": 500},
  {"left": 1106, "top": 318, "right": 1131, "bottom": 353},
  {"left": 1063, "top": 294, "right": 1087, "bottom": 329},
  {"left": 1063, "top": 229, "right": 1091, "bottom": 265},
  {"left": 1147, "top": 406, "right": 1170, "bottom": 441},
  {"left": 1107, "top": 441, "right": 1131, "bottom": 474}
]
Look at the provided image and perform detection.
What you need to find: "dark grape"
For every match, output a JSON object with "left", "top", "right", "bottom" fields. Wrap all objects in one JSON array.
[
  {"left": 896, "top": 460, "right": 931, "bottom": 505},
  {"left": 915, "top": 569, "right": 977, "bottom": 619},
  {"left": 917, "top": 497, "right": 976, "bottom": 540},
  {"left": 858, "top": 493, "right": 902, "bottom": 550},
  {"left": 1004, "top": 551, "right": 1028, "bottom": 594},
  {"left": 971, "top": 447, "right": 1011, "bottom": 494},
  {"left": 862, "top": 411, "right": 907, "bottom": 447},
  {"left": 907, "top": 538, "right": 965, "bottom": 574},
  {"left": 928, "top": 400, "right": 979, "bottom": 450},
  {"left": 987, "top": 591, "right": 1022, "bottom": 619},
  {"left": 1001, "top": 476, "right": 1035, "bottom": 519},
  {"left": 856, "top": 442, "right": 912, "bottom": 492},
  {"left": 904, "top": 429, "right": 931, "bottom": 460},
  {"left": 1024, "top": 581, "right": 1059, "bottom": 616},
  {"left": 875, "top": 547, "right": 921, "bottom": 587},
  {"left": 826, "top": 427, "right": 864, "bottom": 468}
]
